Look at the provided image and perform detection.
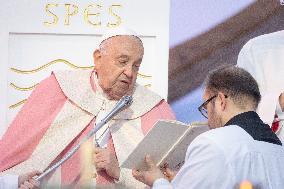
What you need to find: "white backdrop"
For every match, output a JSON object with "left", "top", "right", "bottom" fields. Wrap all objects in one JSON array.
[{"left": 0, "top": 0, "right": 170, "bottom": 136}]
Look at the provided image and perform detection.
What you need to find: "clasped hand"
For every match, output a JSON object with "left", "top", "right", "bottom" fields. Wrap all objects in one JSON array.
[
  {"left": 93, "top": 147, "right": 120, "bottom": 180},
  {"left": 18, "top": 171, "right": 41, "bottom": 189}
]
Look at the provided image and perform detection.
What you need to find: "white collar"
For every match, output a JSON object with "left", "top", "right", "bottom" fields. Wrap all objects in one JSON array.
[{"left": 53, "top": 70, "right": 162, "bottom": 119}]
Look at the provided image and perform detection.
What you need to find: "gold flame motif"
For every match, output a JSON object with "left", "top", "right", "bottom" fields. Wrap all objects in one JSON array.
[
  {"left": 10, "top": 59, "right": 94, "bottom": 74},
  {"left": 10, "top": 59, "right": 152, "bottom": 79},
  {"left": 9, "top": 99, "right": 27, "bottom": 109},
  {"left": 10, "top": 83, "right": 38, "bottom": 91},
  {"left": 9, "top": 59, "right": 152, "bottom": 109},
  {"left": 138, "top": 73, "right": 152, "bottom": 78}
]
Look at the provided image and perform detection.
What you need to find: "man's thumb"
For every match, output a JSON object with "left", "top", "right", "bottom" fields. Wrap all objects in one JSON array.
[{"left": 145, "top": 154, "right": 155, "bottom": 168}]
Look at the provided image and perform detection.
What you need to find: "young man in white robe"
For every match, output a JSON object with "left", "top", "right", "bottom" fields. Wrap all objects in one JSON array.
[{"left": 132, "top": 66, "right": 284, "bottom": 189}]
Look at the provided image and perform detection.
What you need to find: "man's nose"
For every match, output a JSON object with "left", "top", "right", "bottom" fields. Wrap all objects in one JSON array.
[{"left": 124, "top": 64, "right": 134, "bottom": 79}]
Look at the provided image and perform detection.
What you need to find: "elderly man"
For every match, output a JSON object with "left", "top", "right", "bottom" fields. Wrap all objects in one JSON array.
[
  {"left": 0, "top": 27, "right": 175, "bottom": 188},
  {"left": 133, "top": 66, "right": 284, "bottom": 189},
  {"left": 237, "top": 30, "right": 284, "bottom": 142}
]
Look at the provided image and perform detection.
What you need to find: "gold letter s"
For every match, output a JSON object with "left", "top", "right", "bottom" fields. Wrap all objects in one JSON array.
[
  {"left": 107, "top": 5, "right": 122, "bottom": 28},
  {"left": 44, "top": 4, "right": 59, "bottom": 26}
]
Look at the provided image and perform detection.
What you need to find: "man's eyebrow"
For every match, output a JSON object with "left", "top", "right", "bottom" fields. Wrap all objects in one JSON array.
[{"left": 117, "top": 55, "right": 129, "bottom": 59}]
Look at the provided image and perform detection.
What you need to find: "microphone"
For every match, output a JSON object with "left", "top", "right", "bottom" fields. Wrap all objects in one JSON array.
[
  {"left": 100, "top": 95, "right": 133, "bottom": 125},
  {"left": 35, "top": 95, "right": 133, "bottom": 181}
]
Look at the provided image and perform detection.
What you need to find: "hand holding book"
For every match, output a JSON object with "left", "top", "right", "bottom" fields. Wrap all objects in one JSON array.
[{"left": 121, "top": 120, "right": 209, "bottom": 171}]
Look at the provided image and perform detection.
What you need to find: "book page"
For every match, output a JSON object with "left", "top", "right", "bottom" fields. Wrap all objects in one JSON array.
[
  {"left": 159, "top": 124, "right": 209, "bottom": 171},
  {"left": 121, "top": 119, "right": 189, "bottom": 170}
]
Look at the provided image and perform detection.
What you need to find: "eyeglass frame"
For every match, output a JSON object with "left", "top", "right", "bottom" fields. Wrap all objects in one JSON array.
[{"left": 198, "top": 94, "right": 228, "bottom": 119}]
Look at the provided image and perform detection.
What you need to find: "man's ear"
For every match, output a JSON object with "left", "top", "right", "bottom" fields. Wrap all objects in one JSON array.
[
  {"left": 93, "top": 49, "right": 101, "bottom": 69},
  {"left": 279, "top": 92, "right": 284, "bottom": 111},
  {"left": 218, "top": 92, "right": 227, "bottom": 111}
]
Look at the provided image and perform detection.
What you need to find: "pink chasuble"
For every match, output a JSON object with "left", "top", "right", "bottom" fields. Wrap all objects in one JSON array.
[
  {"left": 0, "top": 72, "right": 175, "bottom": 187},
  {"left": 0, "top": 74, "right": 67, "bottom": 172}
]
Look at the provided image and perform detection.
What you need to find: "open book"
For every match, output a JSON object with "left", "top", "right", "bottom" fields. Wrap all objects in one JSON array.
[{"left": 121, "top": 120, "right": 209, "bottom": 171}]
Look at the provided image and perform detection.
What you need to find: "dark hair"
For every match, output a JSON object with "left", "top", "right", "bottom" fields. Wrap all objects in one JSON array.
[{"left": 204, "top": 66, "right": 261, "bottom": 109}]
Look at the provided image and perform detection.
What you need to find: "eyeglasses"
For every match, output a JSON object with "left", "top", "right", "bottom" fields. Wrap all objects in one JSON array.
[
  {"left": 198, "top": 95, "right": 217, "bottom": 119},
  {"left": 198, "top": 94, "right": 228, "bottom": 119}
]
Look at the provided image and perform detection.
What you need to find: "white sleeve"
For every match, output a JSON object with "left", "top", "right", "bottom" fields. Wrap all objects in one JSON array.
[
  {"left": 237, "top": 39, "right": 280, "bottom": 125},
  {"left": 0, "top": 175, "right": 19, "bottom": 189},
  {"left": 237, "top": 41, "right": 255, "bottom": 73},
  {"left": 237, "top": 39, "right": 263, "bottom": 88},
  {"left": 152, "top": 135, "right": 233, "bottom": 189},
  {"left": 152, "top": 178, "right": 173, "bottom": 189}
]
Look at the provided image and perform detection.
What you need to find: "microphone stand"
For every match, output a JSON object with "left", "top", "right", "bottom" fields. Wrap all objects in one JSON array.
[{"left": 35, "top": 95, "right": 132, "bottom": 181}]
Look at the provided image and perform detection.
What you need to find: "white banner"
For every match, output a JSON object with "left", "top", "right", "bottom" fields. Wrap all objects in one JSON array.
[{"left": 0, "top": 0, "right": 170, "bottom": 136}]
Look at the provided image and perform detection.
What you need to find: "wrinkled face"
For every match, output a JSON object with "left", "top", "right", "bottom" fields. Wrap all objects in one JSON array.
[
  {"left": 203, "top": 89, "right": 222, "bottom": 129},
  {"left": 94, "top": 35, "right": 144, "bottom": 100}
]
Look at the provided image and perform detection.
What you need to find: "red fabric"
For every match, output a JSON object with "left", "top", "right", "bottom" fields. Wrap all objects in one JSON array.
[
  {"left": 95, "top": 137, "right": 117, "bottom": 185},
  {"left": 272, "top": 114, "right": 280, "bottom": 133},
  {"left": 0, "top": 74, "right": 67, "bottom": 171},
  {"left": 61, "top": 119, "right": 95, "bottom": 185},
  {"left": 141, "top": 100, "right": 176, "bottom": 135}
]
